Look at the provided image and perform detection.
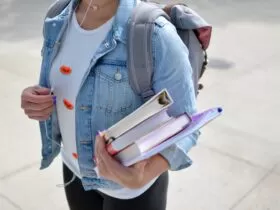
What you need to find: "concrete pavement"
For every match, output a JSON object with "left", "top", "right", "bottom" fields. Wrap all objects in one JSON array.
[{"left": 0, "top": 0, "right": 279, "bottom": 209}]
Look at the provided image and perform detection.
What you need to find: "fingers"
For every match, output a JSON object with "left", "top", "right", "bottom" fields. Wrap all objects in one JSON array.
[
  {"left": 95, "top": 134, "right": 127, "bottom": 180},
  {"left": 22, "top": 91, "right": 53, "bottom": 104},
  {"left": 21, "top": 86, "right": 53, "bottom": 104},
  {"left": 21, "top": 86, "right": 55, "bottom": 121},
  {"left": 22, "top": 100, "right": 53, "bottom": 111},
  {"left": 95, "top": 133, "right": 105, "bottom": 160},
  {"left": 94, "top": 134, "right": 148, "bottom": 188},
  {"left": 95, "top": 134, "right": 112, "bottom": 178},
  {"left": 24, "top": 104, "right": 53, "bottom": 120},
  {"left": 33, "top": 86, "right": 52, "bottom": 95}
]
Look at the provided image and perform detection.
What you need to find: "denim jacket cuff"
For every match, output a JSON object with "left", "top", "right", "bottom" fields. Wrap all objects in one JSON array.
[{"left": 160, "top": 144, "right": 193, "bottom": 171}]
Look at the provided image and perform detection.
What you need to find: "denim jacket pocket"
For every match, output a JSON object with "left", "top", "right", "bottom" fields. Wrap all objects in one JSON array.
[
  {"left": 92, "top": 60, "right": 138, "bottom": 128},
  {"left": 93, "top": 60, "right": 135, "bottom": 112}
]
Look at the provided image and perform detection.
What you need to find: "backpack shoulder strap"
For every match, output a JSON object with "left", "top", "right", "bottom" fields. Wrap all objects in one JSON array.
[
  {"left": 45, "top": 0, "right": 71, "bottom": 19},
  {"left": 127, "top": 2, "right": 169, "bottom": 101}
]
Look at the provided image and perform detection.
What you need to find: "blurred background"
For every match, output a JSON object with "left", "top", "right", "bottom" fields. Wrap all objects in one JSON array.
[{"left": 0, "top": 0, "right": 279, "bottom": 209}]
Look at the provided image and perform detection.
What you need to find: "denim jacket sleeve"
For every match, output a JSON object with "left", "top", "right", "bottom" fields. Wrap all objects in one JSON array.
[{"left": 152, "top": 17, "right": 200, "bottom": 171}]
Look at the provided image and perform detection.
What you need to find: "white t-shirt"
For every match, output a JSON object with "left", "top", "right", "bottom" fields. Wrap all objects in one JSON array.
[{"left": 50, "top": 12, "right": 156, "bottom": 199}]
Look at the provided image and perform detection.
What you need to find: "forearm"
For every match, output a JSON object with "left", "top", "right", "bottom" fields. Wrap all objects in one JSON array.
[{"left": 143, "top": 154, "right": 169, "bottom": 184}]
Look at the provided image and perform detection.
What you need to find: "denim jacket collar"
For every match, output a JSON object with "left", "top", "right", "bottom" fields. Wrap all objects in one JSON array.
[{"left": 64, "top": 0, "right": 137, "bottom": 44}]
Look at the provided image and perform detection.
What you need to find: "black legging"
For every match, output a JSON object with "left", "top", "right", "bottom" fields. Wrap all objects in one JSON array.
[{"left": 63, "top": 164, "right": 169, "bottom": 210}]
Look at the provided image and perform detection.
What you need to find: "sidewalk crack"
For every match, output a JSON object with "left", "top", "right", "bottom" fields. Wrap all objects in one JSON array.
[
  {"left": 0, "top": 162, "right": 39, "bottom": 180},
  {"left": 0, "top": 193, "right": 23, "bottom": 210},
  {"left": 229, "top": 164, "right": 277, "bottom": 210}
]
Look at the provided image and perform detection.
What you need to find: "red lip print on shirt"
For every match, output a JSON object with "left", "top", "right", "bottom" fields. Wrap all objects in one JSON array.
[
  {"left": 63, "top": 99, "right": 74, "bottom": 110},
  {"left": 60, "top": 65, "right": 72, "bottom": 75},
  {"left": 72, "top": 153, "right": 78, "bottom": 159}
]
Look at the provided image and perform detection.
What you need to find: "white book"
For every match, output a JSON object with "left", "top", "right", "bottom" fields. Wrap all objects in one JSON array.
[
  {"left": 103, "top": 89, "right": 173, "bottom": 143},
  {"left": 114, "top": 114, "right": 191, "bottom": 163},
  {"left": 106, "top": 110, "right": 172, "bottom": 155}
]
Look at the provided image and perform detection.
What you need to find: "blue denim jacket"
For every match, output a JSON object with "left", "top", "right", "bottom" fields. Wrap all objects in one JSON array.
[{"left": 39, "top": 0, "right": 199, "bottom": 190}]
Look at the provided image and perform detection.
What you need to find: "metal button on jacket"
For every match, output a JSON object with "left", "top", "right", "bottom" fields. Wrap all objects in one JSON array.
[{"left": 114, "top": 70, "right": 122, "bottom": 81}]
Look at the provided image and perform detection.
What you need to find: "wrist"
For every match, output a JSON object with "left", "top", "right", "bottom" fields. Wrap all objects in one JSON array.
[
  {"left": 152, "top": 154, "right": 170, "bottom": 172},
  {"left": 118, "top": 155, "right": 170, "bottom": 189},
  {"left": 142, "top": 155, "right": 169, "bottom": 184}
]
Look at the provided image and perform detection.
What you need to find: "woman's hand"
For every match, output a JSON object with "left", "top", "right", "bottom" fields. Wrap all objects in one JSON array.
[
  {"left": 21, "top": 86, "right": 54, "bottom": 121},
  {"left": 94, "top": 133, "right": 169, "bottom": 189}
]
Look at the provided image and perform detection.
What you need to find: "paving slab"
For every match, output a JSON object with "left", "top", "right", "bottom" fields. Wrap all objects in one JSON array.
[
  {"left": 0, "top": 40, "right": 42, "bottom": 82},
  {"left": 0, "top": 158, "right": 68, "bottom": 210},
  {"left": 198, "top": 63, "right": 280, "bottom": 145},
  {"left": 199, "top": 124, "right": 280, "bottom": 170},
  {"left": 188, "top": 0, "right": 280, "bottom": 84},
  {"left": 206, "top": 22, "right": 280, "bottom": 83},
  {"left": 232, "top": 173, "right": 280, "bottom": 210},
  {"left": 273, "top": 164, "right": 280, "bottom": 176},
  {"left": 195, "top": 49, "right": 280, "bottom": 171},
  {"left": 167, "top": 147, "right": 267, "bottom": 210},
  {"left": 0, "top": 70, "right": 42, "bottom": 177},
  {"left": 0, "top": 147, "right": 268, "bottom": 210},
  {"left": 0, "top": 194, "right": 21, "bottom": 210}
]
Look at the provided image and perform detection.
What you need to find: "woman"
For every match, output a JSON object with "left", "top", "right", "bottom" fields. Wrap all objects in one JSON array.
[{"left": 21, "top": 0, "right": 198, "bottom": 209}]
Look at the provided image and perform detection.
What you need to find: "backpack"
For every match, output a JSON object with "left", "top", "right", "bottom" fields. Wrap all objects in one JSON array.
[{"left": 45, "top": 0, "right": 212, "bottom": 100}]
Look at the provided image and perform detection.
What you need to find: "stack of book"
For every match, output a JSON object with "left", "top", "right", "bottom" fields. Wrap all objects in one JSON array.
[{"left": 102, "top": 89, "right": 222, "bottom": 166}]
